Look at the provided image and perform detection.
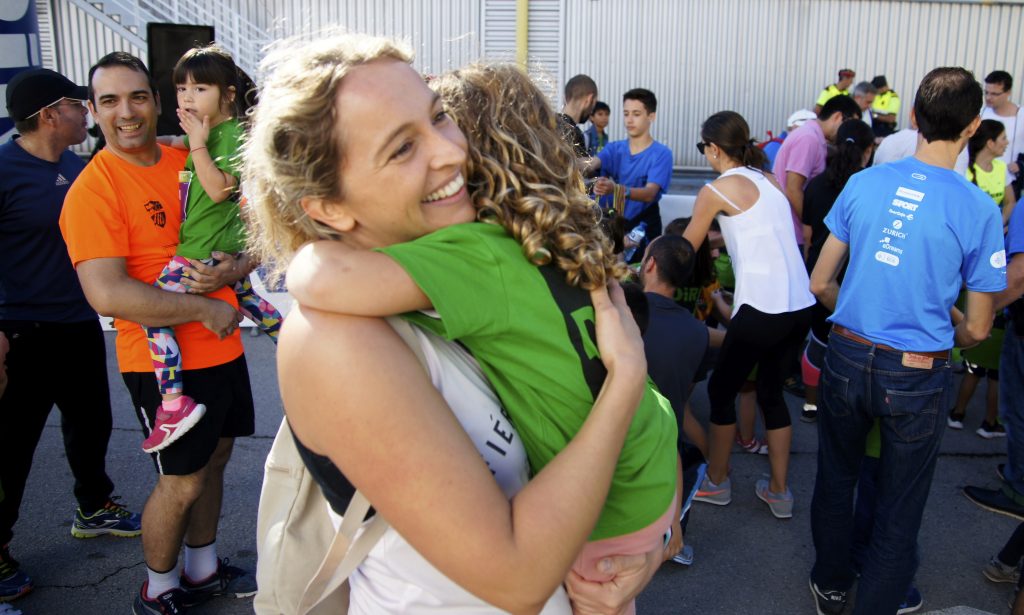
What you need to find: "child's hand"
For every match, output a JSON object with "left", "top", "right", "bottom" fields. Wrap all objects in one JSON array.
[
  {"left": 177, "top": 109, "right": 210, "bottom": 149},
  {"left": 590, "top": 280, "right": 646, "bottom": 380}
]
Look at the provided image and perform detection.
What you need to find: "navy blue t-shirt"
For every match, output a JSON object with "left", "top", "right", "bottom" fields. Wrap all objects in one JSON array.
[
  {"left": 643, "top": 292, "right": 708, "bottom": 448},
  {"left": 0, "top": 138, "right": 95, "bottom": 322}
]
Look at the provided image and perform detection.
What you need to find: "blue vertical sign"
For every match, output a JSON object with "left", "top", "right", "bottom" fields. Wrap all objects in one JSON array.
[{"left": 0, "top": 1, "right": 41, "bottom": 142}]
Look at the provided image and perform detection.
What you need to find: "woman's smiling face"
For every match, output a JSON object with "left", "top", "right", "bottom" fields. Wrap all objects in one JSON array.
[{"left": 312, "top": 59, "right": 475, "bottom": 249}]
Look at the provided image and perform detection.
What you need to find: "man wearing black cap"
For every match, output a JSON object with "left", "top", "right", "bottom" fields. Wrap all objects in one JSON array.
[
  {"left": 870, "top": 75, "right": 900, "bottom": 138},
  {"left": 0, "top": 67, "right": 142, "bottom": 604}
]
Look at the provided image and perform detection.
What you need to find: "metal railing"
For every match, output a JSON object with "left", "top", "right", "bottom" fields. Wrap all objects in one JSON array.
[{"left": 65, "top": 0, "right": 271, "bottom": 75}]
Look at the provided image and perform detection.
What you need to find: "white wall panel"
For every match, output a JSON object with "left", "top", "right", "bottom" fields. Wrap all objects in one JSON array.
[
  {"left": 565, "top": 0, "right": 1024, "bottom": 167},
  {"left": 261, "top": 0, "right": 481, "bottom": 75}
]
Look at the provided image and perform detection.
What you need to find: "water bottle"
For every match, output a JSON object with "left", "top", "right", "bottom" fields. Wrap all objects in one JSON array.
[{"left": 623, "top": 222, "right": 647, "bottom": 261}]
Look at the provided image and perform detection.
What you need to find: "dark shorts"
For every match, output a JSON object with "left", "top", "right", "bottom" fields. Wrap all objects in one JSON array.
[{"left": 123, "top": 354, "right": 255, "bottom": 476}]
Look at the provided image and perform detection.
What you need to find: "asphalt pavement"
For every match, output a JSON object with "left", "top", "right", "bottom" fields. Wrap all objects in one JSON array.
[{"left": 6, "top": 328, "right": 1016, "bottom": 614}]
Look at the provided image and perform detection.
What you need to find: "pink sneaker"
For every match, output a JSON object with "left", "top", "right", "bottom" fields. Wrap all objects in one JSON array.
[{"left": 142, "top": 396, "right": 206, "bottom": 453}]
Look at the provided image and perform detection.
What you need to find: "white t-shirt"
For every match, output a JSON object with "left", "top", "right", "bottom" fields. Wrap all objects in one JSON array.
[
  {"left": 341, "top": 324, "right": 572, "bottom": 615},
  {"left": 873, "top": 128, "right": 969, "bottom": 174}
]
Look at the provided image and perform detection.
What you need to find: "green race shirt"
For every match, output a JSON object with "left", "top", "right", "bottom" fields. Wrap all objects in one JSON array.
[
  {"left": 967, "top": 158, "right": 1009, "bottom": 207},
  {"left": 177, "top": 118, "right": 246, "bottom": 260},
  {"left": 380, "top": 222, "right": 678, "bottom": 540}
]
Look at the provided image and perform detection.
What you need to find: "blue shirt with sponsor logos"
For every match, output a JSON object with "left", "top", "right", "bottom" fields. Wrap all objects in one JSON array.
[
  {"left": 597, "top": 139, "right": 673, "bottom": 222},
  {"left": 1008, "top": 198, "right": 1024, "bottom": 258},
  {"left": 825, "top": 156, "right": 1006, "bottom": 351}
]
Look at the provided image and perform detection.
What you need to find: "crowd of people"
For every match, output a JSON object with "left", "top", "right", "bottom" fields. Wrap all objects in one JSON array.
[{"left": 0, "top": 31, "right": 1020, "bottom": 615}]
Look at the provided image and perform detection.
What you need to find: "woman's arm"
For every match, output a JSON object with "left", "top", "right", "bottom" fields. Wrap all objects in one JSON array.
[
  {"left": 282, "top": 283, "right": 647, "bottom": 614},
  {"left": 682, "top": 185, "right": 724, "bottom": 253},
  {"left": 286, "top": 240, "right": 432, "bottom": 315}
]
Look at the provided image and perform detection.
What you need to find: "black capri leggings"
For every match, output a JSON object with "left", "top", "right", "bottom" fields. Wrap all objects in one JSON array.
[{"left": 707, "top": 304, "right": 812, "bottom": 430}]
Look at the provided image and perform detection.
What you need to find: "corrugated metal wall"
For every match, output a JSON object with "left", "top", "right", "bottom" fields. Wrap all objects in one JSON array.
[
  {"left": 564, "top": 0, "right": 1024, "bottom": 167},
  {"left": 40, "top": 0, "right": 1024, "bottom": 166},
  {"left": 259, "top": 0, "right": 481, "bottom": 75}
]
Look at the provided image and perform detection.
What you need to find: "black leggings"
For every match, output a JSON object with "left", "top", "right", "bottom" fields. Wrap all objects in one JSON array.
[{"left": 708, "top": 304, "right": 812, "bottom": 430}]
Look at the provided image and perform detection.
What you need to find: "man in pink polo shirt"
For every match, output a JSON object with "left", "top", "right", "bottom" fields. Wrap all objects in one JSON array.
[{"left": 772, "top": 95, "right": 861, "bottom": 251}]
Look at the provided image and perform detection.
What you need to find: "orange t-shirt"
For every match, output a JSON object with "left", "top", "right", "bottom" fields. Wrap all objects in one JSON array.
[{"left": 60, "top": 145, "right": 242, "bottom": 373}]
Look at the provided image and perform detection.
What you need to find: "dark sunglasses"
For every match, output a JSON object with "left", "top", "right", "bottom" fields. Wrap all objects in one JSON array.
[{"left": 696, "top": 141, "right": 710, "bottom": 155}]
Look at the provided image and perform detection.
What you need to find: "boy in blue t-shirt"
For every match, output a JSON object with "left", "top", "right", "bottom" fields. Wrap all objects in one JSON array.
[
  {"left": 591, "top": 88, "right": 673, "bottom": 243},
  {"left": 808, "top": 67, "right": 1007, "bottom": 614}
]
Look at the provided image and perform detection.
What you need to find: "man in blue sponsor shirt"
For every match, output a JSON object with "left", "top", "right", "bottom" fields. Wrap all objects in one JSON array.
[{"left": 808, "top": 67, "right": 1007, "bottom": 615}]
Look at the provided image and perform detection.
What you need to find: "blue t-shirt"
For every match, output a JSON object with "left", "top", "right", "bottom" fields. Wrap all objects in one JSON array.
[
  {"left": 0, "top": 138, "right": 95, "bottom": 322},
  {"left": 597, "top": 139, "right": 673, "bottom": 221},
  {"left": 826, "top": 156, "right": 1006, "bottom": 351},
  {"left": 1008, "top": 199, "right": 1024, "bottom": 258}
]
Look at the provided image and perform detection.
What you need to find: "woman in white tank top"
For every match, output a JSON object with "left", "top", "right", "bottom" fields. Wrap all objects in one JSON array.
[{"left": 683, "top": 111, "right": 815, "bottom": 520}]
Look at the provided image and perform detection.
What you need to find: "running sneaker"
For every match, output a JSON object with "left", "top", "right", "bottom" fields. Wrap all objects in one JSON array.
[
  {"left": 964, "top": 486, "right": 1024, "bottom": 521},
  {"left": 0, "top": 546, "right": 31, "bottom": 603},
  {"left": 735, "top": 434, "right": 768, "bottom": 455},
  {"left": 897, "top": 585, "right": 923, "bottom": 614},
  {"left": 693, "top": 474, "right": 732, "bottom": 506},
  {"left": 671, "top": 544, "right": 694, "bottom": 566},
  {"left": 977, "top": 420, "right": 1007, "bottom": 439},
  {"left": 0, "top": 603, "right": 23, "bottom": 615},
  {"left": 71, "top": 498, "right": 142, "bottom": 538},
  {"left": 142, "top": 396, "right": 207, "bottom": 454},
  {"left": 947, "top": 410, "right": 965, "bottom": 430},
  {"left": 133, "top": 582, "right": 188, "bottom": 614},
  {"left": 755, "top": 479, "right": 794, "bottom": 519},
  {"left": 809, "top": 578, "right": 847, "bottom": 615},
  {"left": 801, "top": 403, "right": 818, "bottom": 423},
  {"left": 984, "top": 555, "right": 1021, "bottom": 584},
  {"left": 180, "top": 558, "right": 257, "bottom": 606}
]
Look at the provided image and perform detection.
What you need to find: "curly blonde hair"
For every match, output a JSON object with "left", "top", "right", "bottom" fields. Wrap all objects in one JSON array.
[
  {"left": 241, "top": 34, "right": 412, "bottom": 280},
  {"left": 431, "top": 63, "right": 626, "bottom": 290}
]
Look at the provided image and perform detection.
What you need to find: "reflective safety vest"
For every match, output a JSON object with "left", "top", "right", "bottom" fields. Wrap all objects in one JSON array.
[
  {"left": 872, "top": 90, "right": 900, "bottom": 116},
  {"left": 816, "top": 84, "right": 848, "bottom": 107}
]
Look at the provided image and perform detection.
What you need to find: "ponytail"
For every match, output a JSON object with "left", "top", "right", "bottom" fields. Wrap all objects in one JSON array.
[
  {"left": 967, "top": 119, "right": 1008, "bottom": 186},
  {"left": 824, "top": 120, "right": 874, "bottom": 190},
  {"left": 740, "top": 139, "right": 768, "bottom": 171}
]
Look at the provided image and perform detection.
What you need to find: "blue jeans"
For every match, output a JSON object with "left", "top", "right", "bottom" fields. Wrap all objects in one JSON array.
[
  {"left": 811, "top": 333, "right": 951, "bottom": 615},
  {"left": 1000, "top": 321, "right": 1024, "bottom": 500}
]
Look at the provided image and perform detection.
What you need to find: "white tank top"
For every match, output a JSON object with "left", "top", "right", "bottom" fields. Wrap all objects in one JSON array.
[
  {"left": 339, "top": 325, "right": 572, "bottom": 615},
  {"left": 710, "top": 166, "right": 815, "bottom": 314}
]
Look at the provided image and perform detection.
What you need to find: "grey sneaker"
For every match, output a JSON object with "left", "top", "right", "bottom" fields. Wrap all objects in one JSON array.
[
  {"left": 983, "top": 555, "right": 1021, "bottom": 584},
  {"left": 755, "top": 479, "right": 794, "bottom": 519},
  {"left": 180, "top": 558, "right": 256, "bottom": 606},
  {"left": 671, "top": 544, "right": 694, "bottom": 566},
  {"left": 693, "top": 474, "right": 731, "bottom": 506}
]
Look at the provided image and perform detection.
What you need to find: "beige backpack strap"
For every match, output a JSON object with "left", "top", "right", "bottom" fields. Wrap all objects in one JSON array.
[{"left": 296, "top": 317, "right": 426, "bottom": 615}]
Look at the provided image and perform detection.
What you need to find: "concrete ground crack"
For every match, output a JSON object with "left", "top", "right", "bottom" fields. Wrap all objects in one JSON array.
[{"left": 36, "top": 560, "right": 145, "bottom": 590}]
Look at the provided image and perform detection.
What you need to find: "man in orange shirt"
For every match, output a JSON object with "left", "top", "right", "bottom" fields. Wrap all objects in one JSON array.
[{"left": 59, "top": 52, "right": 255, "bottom": 614}]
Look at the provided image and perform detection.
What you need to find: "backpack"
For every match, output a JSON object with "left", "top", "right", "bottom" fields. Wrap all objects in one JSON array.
[{"left": 254, "top": 318, "right": 426, "bottom": 614}]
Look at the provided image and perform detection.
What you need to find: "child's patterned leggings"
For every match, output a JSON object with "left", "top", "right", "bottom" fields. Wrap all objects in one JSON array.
[{"left": 145, "top": 254, "right": 283, "bottom": 396}]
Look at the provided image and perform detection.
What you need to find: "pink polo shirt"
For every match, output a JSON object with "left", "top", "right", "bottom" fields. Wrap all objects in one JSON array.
[{"left": 771, "top": 120, "right": 826, "bottom": 245}]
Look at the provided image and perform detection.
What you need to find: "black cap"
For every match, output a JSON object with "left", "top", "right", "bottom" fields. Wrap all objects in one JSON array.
[
  {"left": 871, "top": 75, "right": 888, "bottom": 89},
  {"left": 6, "top": 68, "right": 88, "bottom": 122}
]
